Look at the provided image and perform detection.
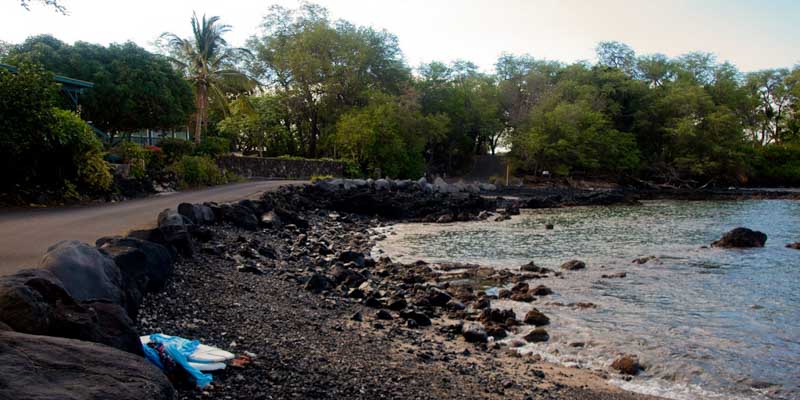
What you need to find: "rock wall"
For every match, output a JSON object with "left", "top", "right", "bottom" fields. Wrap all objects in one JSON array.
[{"left": 218, "top": 156, "right": 346, "bottom": 179}]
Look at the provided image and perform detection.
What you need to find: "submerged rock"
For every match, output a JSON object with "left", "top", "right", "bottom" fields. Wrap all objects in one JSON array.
[
  {"left": 520, "top": 261, "right": 551, "bottom": 274},
  {"left": 560, "top": 260, "right": 586, "bottom": 271},
  {"left": 632, "top": 255, "right": 657, "bottom": 264},
  {"left": 611, "top": 354, "right": 643, "bottom": 375},
  {"left": 523, "top": 328, "right": 549, "bottom": 343},
  {"left": 711, "top": 227, "right": 767, "bottom": 248},
  {"left": 786, "top": 242, "right": 800, "bottom": 250}
]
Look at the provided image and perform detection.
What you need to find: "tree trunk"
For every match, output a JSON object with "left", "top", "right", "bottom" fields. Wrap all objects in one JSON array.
[
  {"left": 194, "top": 83, "right": 207, "bottom": 144},
  {"left": 309, "top": 110, "right": 319, "bottom": 158}
]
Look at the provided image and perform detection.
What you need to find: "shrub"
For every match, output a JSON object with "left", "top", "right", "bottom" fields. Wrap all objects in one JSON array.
[
  {"left": 310, "top": 174, "right": 334, "bottom": 183},
  {"left": 196, "top": 136, "right": 231, "bottom": 158},
  {"left": 143, "top": 145, "right": 166, "bottom": 175},
  {"left": 110, "top": 141, "right": 147, "bottom": 178},
  {"left": 158, "top": 137, "right": 196, "bottom": 163},
  {"left": 170, "top": 155, "right": 230, "bottom": 188},
  {"left": 748, "top": 143, "right": 800, "bottom": 186},
  {"left": 49, "top": 108, "right": 112, "bottom": 192}
]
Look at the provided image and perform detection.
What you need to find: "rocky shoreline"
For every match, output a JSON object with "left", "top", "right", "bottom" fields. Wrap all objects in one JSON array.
[
  {"left": 136, "top": 179, "right": 667, "bottom": 399},
  {"left": 10, "top": 177, "right": 766, "bottom": 399}
]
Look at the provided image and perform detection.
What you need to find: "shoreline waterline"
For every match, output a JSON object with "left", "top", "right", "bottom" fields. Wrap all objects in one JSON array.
[{"left": 372, "top": 200, "right": 800, "bottom": 400}]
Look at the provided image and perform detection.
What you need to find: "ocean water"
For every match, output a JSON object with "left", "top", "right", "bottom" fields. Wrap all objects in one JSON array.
[{"left": 373, "top": 200, "right": 800, "bottom": 400}]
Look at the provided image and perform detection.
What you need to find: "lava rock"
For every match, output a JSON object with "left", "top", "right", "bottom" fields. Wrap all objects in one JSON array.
[
  {"left": 520, "top": 262, "right": 551, "bottom": 273},
  {"left": 375, "top": 309, "right": 393, "bottom": 320},
  {"left": 338, "top": 251, "right": 366, "bottom": 268},
  {"left": 224, "top": 204, "right": 260, "bottom": 231},
  {"left": 387, "top": 297, "right": 408, "bottom": 311},
  {"left": 560, "top": 260, "right": 586, "bottom": 271},
  {"left": 96, "top": 236, "right": 175, "bottom": 293},
  {"left": 304, "top": 274, "right": 333, "bottom": 293},
  {"left": 711, "top": 227, "right": 767, "bottom": 248},
  {"left": 177, "top": 202, "right": 215, "bottom": 225},
  {"left": 156, "top": 208, "right": 194, "bottom": 256},
  {"left": 530, "top": 285, "right": 553, "bottom": 296},
  {"left": 399, "top": 310, "right": 432, "bottom": 327},
  {"left": 462, "top": 322, "right": 488, "bottom": 343},
  {"left": 611, "top": 355, "right": 643, "bottom": 375},
  {"left": 523, "top": 309, "right": 550, "bottom": 326},
  {"left": 523, "top": 328, "right": 550, "bottom": 343},
  {"left": 0, "top": 330, "right": 174, "bottom": 400},
  {"left": 0, "top": 269, "right": 142, "bottom": 354},
  {"left": 426, "top": 287, "right": 452, "bottom": 307},
  {"left": 39, "top": 240, "right": 126, "bottom": 309},
  {"left": 510, "top": 282, "right": 529, "bottom": 294},
  {"left": 479, "top": 308, "right": 518, "bottom": 325}
]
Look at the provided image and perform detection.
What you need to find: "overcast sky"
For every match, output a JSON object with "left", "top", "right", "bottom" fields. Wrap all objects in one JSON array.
[{"left": 2, "top": 0, "right": 798, "bottom": 72}]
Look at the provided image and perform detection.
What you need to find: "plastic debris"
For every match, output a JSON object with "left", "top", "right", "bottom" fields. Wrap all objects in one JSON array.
[{"left": 142, "top": 333, "right": 219, "bottom": 388}]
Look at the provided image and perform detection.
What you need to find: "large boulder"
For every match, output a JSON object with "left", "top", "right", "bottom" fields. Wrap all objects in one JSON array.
[
  {"left": 177, "top": 202, "right": 216, "bottom": 225},
  {"left": 0, "top": 269, "right": 142, "bottom": 354},
  {"left": 0, "top": 330, "right": 174, "bottom": 400},
  {"left": 39, "top": 241, "right": 126, "bottom": 309},
  {"left": 157, "top": 208, "right": 194, "bottom": 256},
  {"left": 96, "top": 236, "right": 175, "bottom": 318},
  {"left": 0, "top": 269, "right": 72, "bottom": 334},
  {"left": 223, "top": 204, "right": 260, "bottom": 231},
  {"left": 96, "top": 236, "right": 174, "bottom": 292},
  {"left": 712, "top": 227, "right": 767, "bottom": 248}
]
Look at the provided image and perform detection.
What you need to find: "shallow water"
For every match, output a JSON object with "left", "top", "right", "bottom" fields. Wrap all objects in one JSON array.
[{"left": 373, "top": 200, "right": 800, "bottom": 400}]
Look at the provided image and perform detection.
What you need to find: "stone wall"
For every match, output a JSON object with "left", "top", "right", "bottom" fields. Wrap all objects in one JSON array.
[{"left": 218, "top": 156, "right": 346, "bottom": 179}]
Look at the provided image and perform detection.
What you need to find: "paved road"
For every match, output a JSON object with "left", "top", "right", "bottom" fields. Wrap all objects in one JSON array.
[{"left": 0, "top": 180, "right": 303, "bottom": 276}]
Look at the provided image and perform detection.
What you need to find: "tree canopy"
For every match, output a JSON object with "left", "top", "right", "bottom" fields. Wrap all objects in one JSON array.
[{"left": 3, "top": 35, "right": 194, "bottom": 135}]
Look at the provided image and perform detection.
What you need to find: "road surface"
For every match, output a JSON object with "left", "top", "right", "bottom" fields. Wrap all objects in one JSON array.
[{"left": 0, "top": 180, "right": 303, "bottom": 276}]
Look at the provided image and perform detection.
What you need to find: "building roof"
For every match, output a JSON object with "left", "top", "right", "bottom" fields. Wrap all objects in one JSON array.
[{"left": 0, "top": 63, "right": 94, "bottom": 89}]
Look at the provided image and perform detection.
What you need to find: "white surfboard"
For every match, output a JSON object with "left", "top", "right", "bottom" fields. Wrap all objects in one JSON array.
[
  {"left": 140, "top": 335, "right": 236, "bottom": 364},
  {"left": 189, "top": 361, "right": 226, "bottom": 372}
]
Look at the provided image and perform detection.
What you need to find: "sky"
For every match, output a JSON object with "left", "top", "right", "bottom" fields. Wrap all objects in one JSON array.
[{"left": 1, "top": 0, "right": 798, "bottom": 73}]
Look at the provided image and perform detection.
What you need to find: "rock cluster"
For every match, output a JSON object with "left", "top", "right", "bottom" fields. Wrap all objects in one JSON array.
[{"left": 711, "top": 227, "right": 768, "bottom": 248}]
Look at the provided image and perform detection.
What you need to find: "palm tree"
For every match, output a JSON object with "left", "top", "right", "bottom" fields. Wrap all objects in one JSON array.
[{"left": 161, "top": 13, "right": 251, "bottom": 143}]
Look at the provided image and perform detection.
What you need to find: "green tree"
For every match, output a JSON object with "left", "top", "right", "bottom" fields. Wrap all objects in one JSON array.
[
  {"left": 745, "top": 69, "right": 793, "bottom": 145},
  {"left": 596, "top": 41, "right": 636, "bottom": 76},
  {"left": 0, "top": 63, "right": 111, "bottom": 195},
  {"left": 335, "top": 90, "right": 447, "bottom": 178},
  {"left": 218, "top": 94, "right": 298, "bottom": 156},
  {"left": 4, "top": 35, "right": 195, "bottom": 137},
  {"left": 248, "top": 3, "right": 410, "bottom": 157},
  {"left": 161, "top": 13, "right": 253, "bottom": 144}
]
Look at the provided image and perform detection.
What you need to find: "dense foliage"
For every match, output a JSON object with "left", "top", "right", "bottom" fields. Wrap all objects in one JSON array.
[
  {"left": 3, "top": 36, "right": 195, "bottom": 138},
  {"left": 170, "top": 155, "right": 231, "bottom": 188},
  {"left": 4, "top": 3, "right": 800, "bottom": 188},
  {"left": 0, "top": 64, "right": 111, "bottom": 196}
]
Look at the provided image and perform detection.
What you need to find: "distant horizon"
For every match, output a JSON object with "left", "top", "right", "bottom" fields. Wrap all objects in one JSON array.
[{"left": 2, "top": 0, "right": 799, "bottom": 73}]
